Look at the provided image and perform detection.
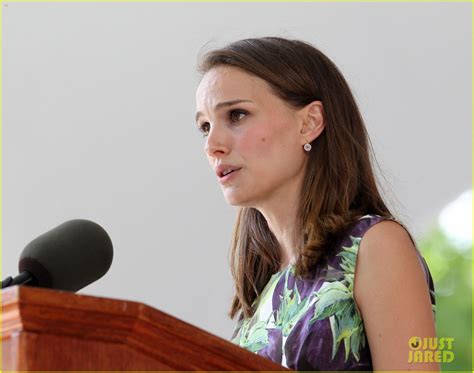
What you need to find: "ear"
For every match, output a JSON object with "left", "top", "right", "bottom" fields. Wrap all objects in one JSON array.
[{"left": 298, "top": 101, "right": 325, "bottom": 145}]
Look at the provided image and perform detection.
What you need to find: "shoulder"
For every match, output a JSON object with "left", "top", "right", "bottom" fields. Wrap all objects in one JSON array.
[
  {"left": 342, "top": 214, "right": 402, "bottom": 245},
  {"left": 352, "top": 216, "right": 438, "bottom": 370},
  {"left": 347, "top": 214, "right": 418, "bottom": 260},
  {"left": 355, "top": 216, "right": 421, "bottom": 280},
  {"left": 345, "top": 215, "right": 420, "bottom": 304},
  {"left": 353, "top": 216, "right": 425, "bottom": 305},
  {"left": 358, "top": 216, "right": 416, "bottom": 257}
]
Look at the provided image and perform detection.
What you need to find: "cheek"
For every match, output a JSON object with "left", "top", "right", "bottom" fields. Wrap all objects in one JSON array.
[
  {"left": 238, "top": 119, "right": 296, "bottom": 167},
  {"left": 238, "top": 127, "right": 273, "bottom": 159}
]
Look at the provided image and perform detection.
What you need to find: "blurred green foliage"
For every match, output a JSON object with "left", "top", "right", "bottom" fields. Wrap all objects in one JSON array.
[{"left": 418, "top": 225, "right": 472, "bottom": 371}]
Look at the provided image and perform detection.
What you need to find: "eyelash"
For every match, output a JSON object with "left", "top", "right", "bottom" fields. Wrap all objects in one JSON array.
[{"left": 197, "top": 109, "right": 248, "bottom": 137}]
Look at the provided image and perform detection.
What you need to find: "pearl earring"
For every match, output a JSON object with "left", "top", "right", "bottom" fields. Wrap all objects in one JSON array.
[{"left": 304, "top": 143, "right": 312, "bottom": 152}]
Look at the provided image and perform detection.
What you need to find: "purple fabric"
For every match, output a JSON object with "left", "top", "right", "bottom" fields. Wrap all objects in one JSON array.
[{"left": 231, "top": 214, "right": 437, "bottom": 371}]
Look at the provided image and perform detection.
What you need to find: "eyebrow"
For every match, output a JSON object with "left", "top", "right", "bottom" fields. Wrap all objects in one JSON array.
[{"left": 195, "top": 99, "right": 253, "bottom": 123}]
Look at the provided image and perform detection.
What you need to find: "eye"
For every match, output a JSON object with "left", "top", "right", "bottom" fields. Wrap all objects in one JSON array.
[
  {"left": 196, "top": 109, "right": 247, "bottom": 139},
  {"left": 197, "top": 122, "right": 210, "bottom": 137},
  {"left": 229, "top": 109, "right": 247, "bottom": 122}
]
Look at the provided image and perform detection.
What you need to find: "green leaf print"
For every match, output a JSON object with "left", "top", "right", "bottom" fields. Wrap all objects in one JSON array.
[
  {"left": 337, "top": 251, "right": 356, "bottom": 270},
  {"left": 335, "top": 307, "right": 359, "bottom": 361},
  {"left": 232, "top": 269, "right": 288, "bottom": 352},
  {"left": 275, "top": 268, "right": 317, "bottom": 337},
  {"left": 350, "top": 323, "right": 365, "bottom": 361},
  {"left": 309, "top": 236, "right": 366, "bottom": 362},
  {"left": 313, "top": 297, "right": 351, "bottom": 321},
  {"left": 310, "top": 282, "right": 351, "bottom": 321},
  {"left": 329, "top": 315, "right": 339, "bottom": 359},
  {"left": 235, "top": 318, "right": 272, "bottom": 353}
]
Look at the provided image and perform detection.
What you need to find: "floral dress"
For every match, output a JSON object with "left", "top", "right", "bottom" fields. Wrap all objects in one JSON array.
[{"left": 231, "top": 214, "right": 436, "bottom": 370}]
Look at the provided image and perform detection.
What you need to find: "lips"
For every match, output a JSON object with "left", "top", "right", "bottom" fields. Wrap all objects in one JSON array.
[
  {"left": 218, "top": 168, "right": 241, "bottom": 184},
  {"left": 223, "top": 169, "right": 237, "bottom": 176},
  {"left": 215, "top": 164, "right": 242, "bottom": 178}
]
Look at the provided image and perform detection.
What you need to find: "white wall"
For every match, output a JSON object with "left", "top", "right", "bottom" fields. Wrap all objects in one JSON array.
[{"left": 3, "top": 2, "right": 471, "bottom": 339}]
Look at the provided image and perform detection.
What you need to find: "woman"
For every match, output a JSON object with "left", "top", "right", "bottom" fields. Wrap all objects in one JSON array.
[{"left": 194, "top": 37, "right": 438, "bottom": 371}]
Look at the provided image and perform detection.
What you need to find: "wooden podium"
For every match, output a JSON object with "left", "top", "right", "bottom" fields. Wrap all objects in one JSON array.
[{"left": 2, "top": 286, "right": 288, "bottom": 370}]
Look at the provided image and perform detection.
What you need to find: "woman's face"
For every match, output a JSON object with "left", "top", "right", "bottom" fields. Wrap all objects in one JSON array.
[{"left": 195, "top": 66, "right": 309, "bottom": 209}]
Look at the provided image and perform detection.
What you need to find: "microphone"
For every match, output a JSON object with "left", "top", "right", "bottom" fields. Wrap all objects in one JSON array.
[{"left": 1, "top": 219, "right": 113, "bottom": 292}]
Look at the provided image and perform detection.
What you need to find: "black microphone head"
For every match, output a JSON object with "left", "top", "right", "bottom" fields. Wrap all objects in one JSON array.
[{"left": 19, "top": 219, "right": 113, "bottom": 292}]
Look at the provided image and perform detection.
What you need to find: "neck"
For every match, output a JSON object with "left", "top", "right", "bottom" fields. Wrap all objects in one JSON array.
[{"left": 256, "top": 195, "right": 300, "bottom": 270}]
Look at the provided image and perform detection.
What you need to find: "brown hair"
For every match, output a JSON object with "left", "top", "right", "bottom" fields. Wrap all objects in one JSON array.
[{"left": 198, "top": 37, "right": 393, "bottom": 320}]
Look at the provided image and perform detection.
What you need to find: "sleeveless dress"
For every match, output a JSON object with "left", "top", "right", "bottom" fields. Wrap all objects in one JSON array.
[{"left": 230, "top": 214, "right": 436, "bottom": 371}]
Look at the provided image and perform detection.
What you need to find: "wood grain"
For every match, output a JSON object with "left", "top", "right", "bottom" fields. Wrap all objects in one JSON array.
[{"left": 1, "top": 286, "right": 289, "bottom": 371}]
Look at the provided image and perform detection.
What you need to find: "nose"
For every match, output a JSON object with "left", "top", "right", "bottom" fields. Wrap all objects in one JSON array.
[{"left": 204, "top": 125, "right": 231, "bottom": 158}]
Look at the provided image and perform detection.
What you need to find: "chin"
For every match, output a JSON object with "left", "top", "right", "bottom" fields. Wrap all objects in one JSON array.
[{"left": 223, "top": 189, "right": 255, "bottom": 207}]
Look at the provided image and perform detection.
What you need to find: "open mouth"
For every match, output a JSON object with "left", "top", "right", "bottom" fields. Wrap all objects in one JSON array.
[
  {"left": 219, "top": 168, "right": 242, "bottom": 181},
  {"left": 223, "top": 169, "right": 237, "bottom": 177}
]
